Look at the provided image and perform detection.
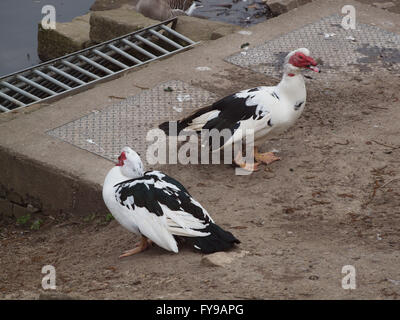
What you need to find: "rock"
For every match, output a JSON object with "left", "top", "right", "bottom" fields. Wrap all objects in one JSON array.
[
  {"left": 201, "top": 250, "right": 249, "bottom": 267},
  {"left": 89, "top": 6, "right": 159, "bottom": 43},
  {"left": 38, "top": 13, "right": 92, "bottom": 61},
  {"left": 175, "top": 16, "right": 241, "bottom": 42},
  {"left": 24, "top": 196, "right": 42, "bottom": 212},
  {"left": 12, "top": 203, "right": 31, "bottom": 220},
  {"left": 266, "top": 0, "right": 297, "bottom": 15},
  {"left": 372, "top": 2, "right": 395, "bottom": 10},
  {"left": 0, "top": 198, "right": 13, "bottom": 218},
  {"left": 91, "top": 0, "right": 134, "bottom": 11},
  {"left": 27, "top": 204, "right": 40, "bottom": 214},
  {"left": 266, "top": 0, "right": 311, "bottom": 16}
]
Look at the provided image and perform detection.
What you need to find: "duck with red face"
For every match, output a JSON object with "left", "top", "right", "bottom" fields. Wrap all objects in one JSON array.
[
  {"left": 159, "top": 48, "right": 320, "bottom": 172},
  {"left": 287, "top": 49, "right": 320, "bottom": 76},
  {"left": 103, "top": 147, "right": 240, "bottom": 257}
]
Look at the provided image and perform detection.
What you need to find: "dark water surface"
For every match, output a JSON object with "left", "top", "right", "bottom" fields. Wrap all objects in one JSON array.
[
  {"left": 195, "top": 0, "right": 271, "bottom": 27},
  {"left": 0, "top": 0, "right": 94, "bottom": 77},
  {"left": 0, "top": 0, "right": 270, "bottom": 77}
]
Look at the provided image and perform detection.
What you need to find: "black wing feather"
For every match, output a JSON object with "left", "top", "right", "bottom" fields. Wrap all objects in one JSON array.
[
  {"left": 114, "top": 171, "right": 240, "bottom": 253},
  {"left": 114, "top": 171, "right": 210, "bottom": 222},
  {"left": 159, "top": 88, "right": 265, "bottom": 136}
]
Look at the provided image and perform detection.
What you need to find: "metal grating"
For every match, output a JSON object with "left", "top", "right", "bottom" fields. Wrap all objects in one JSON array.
[
  {"left": 226, "top": 14, "right": 400, "bottom": 79},
  {"left": 0, "top": 18, "right": 198, "bottom": 113},
  {"left": 47, "top": 80, "right": 217, "bottom": 163}
]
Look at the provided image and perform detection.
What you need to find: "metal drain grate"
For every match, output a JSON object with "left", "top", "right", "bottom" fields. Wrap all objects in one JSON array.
[
  {"left": 47, "top": 80, "right": 217, "bottom": 163},
  {"left": 0, "top": 18, "right": 197, "bottom": 113}
]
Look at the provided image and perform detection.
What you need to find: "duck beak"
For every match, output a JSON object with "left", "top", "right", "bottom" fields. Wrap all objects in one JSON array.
[
  {"left": 307, "top": 65, "right": 320, "bottom": 73},
  {"left": 116, "top": 157, "right": 124, "bottom": 166},
  {"left": 116, "top": 151, "right": 126, "bottom": 166},
  {"left": 306, "top": 57, "right": 320, "bottom": 73}
]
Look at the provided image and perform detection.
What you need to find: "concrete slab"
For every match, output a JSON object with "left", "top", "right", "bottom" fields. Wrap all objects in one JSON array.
[
  {"left": 37, "top": 13, "right": 92, "bottom": 61},
  {"left": 175, "top": 16, "right": 241, "bottom": 42},
  {"left": 89, "top": 7, "right": 159, "bottom": 43},
  {"left": 91, "top": 9, "right": 241, "bottom": 44},
  {"left": 47, "top": 80, "right": 216, "bottom": 163},
  {"left": 1, "top": 0, "right": 400, "bottom": 216},
  {"left": 91, "top": 0, "right": 135, "bottom": 11}
]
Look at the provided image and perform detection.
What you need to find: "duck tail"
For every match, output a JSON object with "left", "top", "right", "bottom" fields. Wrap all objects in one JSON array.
[{"left": 186, "top": 223, "right": 240, "bottom": 254}]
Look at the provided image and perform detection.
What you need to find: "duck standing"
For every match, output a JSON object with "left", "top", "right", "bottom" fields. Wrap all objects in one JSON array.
[{"left": 159, "top": 48, "right": 320, "bottom": 171}]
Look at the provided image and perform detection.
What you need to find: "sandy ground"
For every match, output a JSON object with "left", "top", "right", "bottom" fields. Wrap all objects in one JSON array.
[{"left": 1, "top": 63, "right": 400, "bottom": 299}]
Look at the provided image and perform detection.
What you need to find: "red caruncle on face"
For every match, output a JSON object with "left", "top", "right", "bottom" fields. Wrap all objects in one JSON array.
[
  {"left": 289, "top": 52, "right": 318, "bottom": 71},
  {"left": 116, "top": 151, "right": 127, "bottom": 166}
]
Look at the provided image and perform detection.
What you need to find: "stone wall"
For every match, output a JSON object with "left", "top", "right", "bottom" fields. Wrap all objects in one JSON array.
[
  {"left": 0, "top": 146, "right": 106, "bottom": 221},
  {"left": 89, "top": 8, "right": 159, "bottom": 43},
  {"left": 90, "top": 0, "right": 136, "bottom": 11},
  {"left": 37, "top": 5, "right": 242, "bottom": 61},
  {"left": 38, "top": 13, "right": 92, "bottom": 62}
]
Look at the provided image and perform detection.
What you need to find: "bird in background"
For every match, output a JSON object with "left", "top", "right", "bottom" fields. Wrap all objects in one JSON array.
[
  {"left": 135, "top": 0, "right": 201, "bottom": 21},
  {"left": 159, "top": 48, "right": 320, "bottom": 171},
  {"left": 103, "top": 147, "right": 240, "bottom": 257}
]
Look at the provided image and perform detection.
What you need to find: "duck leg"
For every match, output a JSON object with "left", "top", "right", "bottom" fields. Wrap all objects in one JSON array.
[
  {"left": 233, "top": 149, "right": 259, "bottom": 172},
  {"left": 254, "top": 147, "right": 280, "bottom": 165},
  {"left": 119, "top": 236, "right": 153, "bottom": 258}
]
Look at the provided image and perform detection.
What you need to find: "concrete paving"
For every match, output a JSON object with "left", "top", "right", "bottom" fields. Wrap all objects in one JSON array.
[
  {"left": 226, "top": 14, "right": 400, "bottom": 78},
  {"left": 1, "top": 0, "right": 400, "bottom": 217},
  {"left": 47, "top": 80, "right": 218, "bottom": 163}
]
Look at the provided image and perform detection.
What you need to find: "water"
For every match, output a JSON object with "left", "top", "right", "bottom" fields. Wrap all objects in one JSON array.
[
  {"left": 0, "top": 0, "right": 271, "bottom": 77},
  {"left": 194, "top": 0, "right": 272, "bottom": 26},
  {"left": 0, "top": 0, "right": 94, "bottom": 77}
]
